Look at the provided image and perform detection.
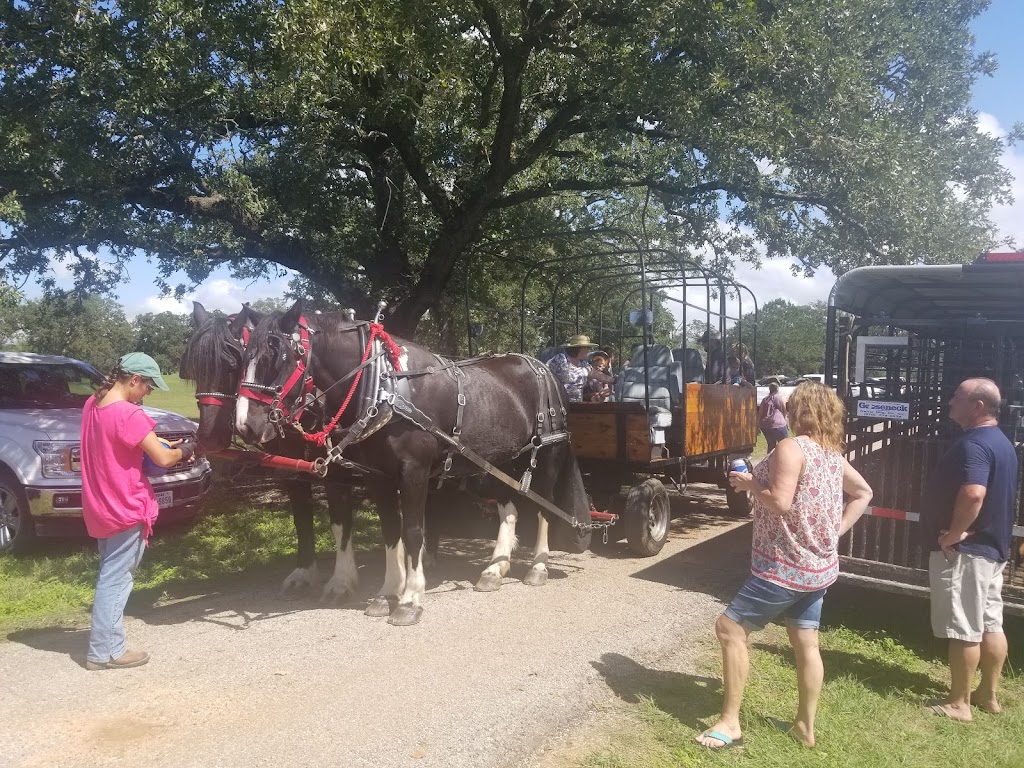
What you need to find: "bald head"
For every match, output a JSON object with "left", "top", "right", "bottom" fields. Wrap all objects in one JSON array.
[
  {"left": 964, "top": 378, "right": 1001, "bottom": 417},
  {"left": 949, "top": 377, "right": 1002, "bottom": 429}
]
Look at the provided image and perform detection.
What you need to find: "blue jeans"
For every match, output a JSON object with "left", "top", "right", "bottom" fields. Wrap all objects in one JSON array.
[
  {"left": 761, "top": 426, "right": 790, "bottom": 452},
  {"left": 724, "top": 574, "right": 827, "bottom": 631},
  {"left": 88, "top": 524, "right": 146, "bottom": 664}
]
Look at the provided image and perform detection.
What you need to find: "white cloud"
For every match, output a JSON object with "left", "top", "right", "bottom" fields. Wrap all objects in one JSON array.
[
  {"left": 977, "top": 111, "right": 1006, "bottom": 139},
  {"left": 121, "top": 276, "right": 295, "bottom": 319},
  {"left": 50, "top": 257, "right": 76, "bottom": 284},
  {"left": 665, "top": 259, "right": 834, "bottom": 330},
  {"left": 978, "top": 112, "right": 1024, "bottom": 247}
]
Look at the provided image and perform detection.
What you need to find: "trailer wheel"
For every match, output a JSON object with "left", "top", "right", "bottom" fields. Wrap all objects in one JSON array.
[
  {"left": 624, "top": 479, "right": 670, "bottom": 557},
  {"left": 725, "top": 485, "right": 752, "bottom": 517}
]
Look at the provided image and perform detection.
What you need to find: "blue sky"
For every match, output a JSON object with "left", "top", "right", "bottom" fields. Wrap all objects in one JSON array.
[{"left": 40, "top": 1, "right": 1024, "bottom": 323}]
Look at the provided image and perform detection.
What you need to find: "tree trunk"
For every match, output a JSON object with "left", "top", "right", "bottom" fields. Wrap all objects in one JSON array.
[{"left": 387, "top": 213, "right": 487, "bottom": 338}]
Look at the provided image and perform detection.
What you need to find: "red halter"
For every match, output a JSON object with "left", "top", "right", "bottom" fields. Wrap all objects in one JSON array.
[{"left": 237, "top": 317, "right": 315, "bottom": 420}]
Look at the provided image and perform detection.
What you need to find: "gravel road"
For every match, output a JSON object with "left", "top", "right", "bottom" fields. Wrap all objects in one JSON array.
[{"left": 2, "top": 488, "right": 751, "bottom": 768}]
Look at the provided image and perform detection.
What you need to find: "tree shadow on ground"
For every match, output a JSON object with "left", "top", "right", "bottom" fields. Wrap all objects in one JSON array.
[
  {"left": 5, "top": 535, "right": 580, "bottom": 649},
  {"left": 591, "top": 652, "right": 723, "bottom": 730}
]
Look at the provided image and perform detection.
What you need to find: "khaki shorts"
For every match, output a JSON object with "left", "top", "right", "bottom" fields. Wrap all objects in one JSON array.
[{"left": 928, "top": 550, "right": 1005, "bottom": 643}]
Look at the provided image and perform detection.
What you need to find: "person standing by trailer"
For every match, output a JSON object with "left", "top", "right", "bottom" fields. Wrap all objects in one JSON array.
[
  {"left": 81, "top": 353, "right": 196, "bottom": 670},
  {"left": 758, "top": 381, "right": 789, "bottom": 452},
  {"left": 696, "top": 383, "right": 873, "bottom": 750},
  {"left": 916, "top": 377, "right": 1017, "bottom": 721}
]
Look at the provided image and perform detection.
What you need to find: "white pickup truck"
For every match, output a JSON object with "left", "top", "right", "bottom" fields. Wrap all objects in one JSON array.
[{"left": 0, "top": 352, "right": 212, "bottom": 554}]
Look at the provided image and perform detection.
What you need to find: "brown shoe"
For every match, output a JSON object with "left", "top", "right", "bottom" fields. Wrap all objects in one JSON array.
[{"left": 86, "top": 649, "right": 150, "bottom": 670}]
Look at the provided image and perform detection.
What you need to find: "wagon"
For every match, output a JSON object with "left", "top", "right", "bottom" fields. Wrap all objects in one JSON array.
[
  {"left": 464, "top": 246, "right": 760, "bottom": 555},
  {"left": 825, "top": 252, "right": 1024, "bottom": 615}
]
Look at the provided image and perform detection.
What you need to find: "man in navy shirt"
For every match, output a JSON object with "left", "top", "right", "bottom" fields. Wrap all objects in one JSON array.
[{"left": 918, "top": 378, "right": 1017, "bottom": 721}]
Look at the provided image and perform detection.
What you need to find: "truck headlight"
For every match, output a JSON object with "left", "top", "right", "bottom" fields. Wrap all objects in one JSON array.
[{"left": 33, "top": 441, "right": 81, "bottom": 478}]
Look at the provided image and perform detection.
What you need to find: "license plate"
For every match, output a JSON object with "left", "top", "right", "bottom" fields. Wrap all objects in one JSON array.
[{"left": 155, "top": 490, "right": 173, "bottom": 509}]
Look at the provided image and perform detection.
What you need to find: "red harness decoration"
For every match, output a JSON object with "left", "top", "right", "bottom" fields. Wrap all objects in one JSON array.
[
  {"left": 301, "top": 322, "right": 403, "bottom": 446},
  {"left": 237, "top": 318, "right": 315, "bottom": 418}
]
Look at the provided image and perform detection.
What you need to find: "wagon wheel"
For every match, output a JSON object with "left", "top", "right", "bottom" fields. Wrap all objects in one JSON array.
[
  {"left": 623, "top": 479, "right": 670, "bottom": 557},
  {"left": 725, "top": 485, "right": 752, "bottom": 517}
]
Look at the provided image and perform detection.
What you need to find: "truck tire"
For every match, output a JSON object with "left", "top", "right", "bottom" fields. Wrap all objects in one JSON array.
[
  {"left": 0, "top": 468, "right": 34, "bottom": 555},
  {"left": 624, "top": 479, "right": 670, "bottom": 557}
]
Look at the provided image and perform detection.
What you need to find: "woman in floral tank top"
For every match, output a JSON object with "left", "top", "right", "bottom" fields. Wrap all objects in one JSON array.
[{"left": 696, "top": 383, "right": 872, "bottom": 752}]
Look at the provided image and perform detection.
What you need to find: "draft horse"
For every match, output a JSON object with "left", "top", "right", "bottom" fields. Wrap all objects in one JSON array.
[
  {"left": 181, "top": 302, "right": 361, "bottom": 600},
  {"left": 234, "top": 301, "right": 593, "bottom": 625}
]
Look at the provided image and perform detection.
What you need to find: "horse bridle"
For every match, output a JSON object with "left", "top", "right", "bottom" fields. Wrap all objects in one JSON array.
[{"left": 237, "top": 316, "right": 317, "bottom": 425}]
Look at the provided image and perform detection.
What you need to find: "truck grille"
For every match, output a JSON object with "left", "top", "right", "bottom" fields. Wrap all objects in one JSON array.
[{"left": 156, "top": 431, "right": 197, "bottom": 472}]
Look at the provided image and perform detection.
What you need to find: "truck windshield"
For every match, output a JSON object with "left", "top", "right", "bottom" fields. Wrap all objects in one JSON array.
[{"left": 0, "top": 362, "right": 104, "bottom": 408}]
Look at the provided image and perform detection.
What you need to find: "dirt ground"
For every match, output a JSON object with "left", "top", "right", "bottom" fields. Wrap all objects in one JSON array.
[{"left": 2, "top": 487, "right": 751, "bottom": 768}]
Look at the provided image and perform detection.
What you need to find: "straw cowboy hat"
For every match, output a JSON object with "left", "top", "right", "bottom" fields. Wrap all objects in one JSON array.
[{"left": 564, "top": 334, "right": 599, "bottom": 348}]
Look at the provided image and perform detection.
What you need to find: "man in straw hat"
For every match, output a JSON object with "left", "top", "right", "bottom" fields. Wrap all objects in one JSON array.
[{"left": 547, "top": 334, "right": 615, "bottom": 402}]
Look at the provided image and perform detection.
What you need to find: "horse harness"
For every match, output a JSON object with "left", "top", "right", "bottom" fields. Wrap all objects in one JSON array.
[{"left": 244, "top": 316, "right": 601, "bottom": 532}]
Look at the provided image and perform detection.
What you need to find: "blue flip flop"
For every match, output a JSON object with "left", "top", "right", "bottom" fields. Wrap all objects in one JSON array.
[{"left": 696, "top": 730, "right": 744, "bottom": 750}]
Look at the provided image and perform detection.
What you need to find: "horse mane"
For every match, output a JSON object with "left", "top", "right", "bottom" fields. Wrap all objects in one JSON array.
[{"left": 180, "top": 315, "right": 244, "bottom": 385}]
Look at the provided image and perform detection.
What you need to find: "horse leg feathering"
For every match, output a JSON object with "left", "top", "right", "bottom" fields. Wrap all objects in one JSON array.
[{"left": 476, "top": 500, "right": 519, "bottom": 592}]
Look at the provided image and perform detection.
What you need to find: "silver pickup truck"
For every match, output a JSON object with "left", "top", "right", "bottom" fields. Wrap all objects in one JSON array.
[{"left": 0, "top": 352, "right": 212, "bottom": 554}]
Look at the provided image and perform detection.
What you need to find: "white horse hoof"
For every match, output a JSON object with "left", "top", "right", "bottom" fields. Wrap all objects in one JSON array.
[
  {"left": 523, "top": 568, "right": 548, "bottom": 587},
  {"left": 475, "top": 572, "right": 503, "bottom": 592},
  {"left": 388, "top": 604, "right": 424, "bottom": 626},
  {"left": 365, "top": 596, "right": 396, "bottom": 617},
  {"left": 320, "top": 579, "right": 355, "bottom": 603},
  {"left": 281, "top": 567, "right": 317, "bottom": 594}
]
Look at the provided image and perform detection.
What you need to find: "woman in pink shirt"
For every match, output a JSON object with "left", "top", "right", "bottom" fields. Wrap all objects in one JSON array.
[
  {"left": 696, "top": 383, "right": 873, "bottom": 750},
  {"left": 81, "top": 353, "right": 195, "bottom": 671}
]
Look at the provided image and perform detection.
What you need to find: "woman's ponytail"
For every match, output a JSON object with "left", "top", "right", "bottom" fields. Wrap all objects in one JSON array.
[{"left": 95, "top": 366, "right": 129, "bottom": 402}]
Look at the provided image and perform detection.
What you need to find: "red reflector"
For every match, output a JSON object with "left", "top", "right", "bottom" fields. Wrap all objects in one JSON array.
[{"left": 976, "top": 252, "right": 1024, "bottom": 263}]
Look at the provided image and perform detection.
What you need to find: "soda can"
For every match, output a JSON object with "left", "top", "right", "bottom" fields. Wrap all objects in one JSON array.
[{"left": 729, "top": 457, "right": 750, "bottom": 474}]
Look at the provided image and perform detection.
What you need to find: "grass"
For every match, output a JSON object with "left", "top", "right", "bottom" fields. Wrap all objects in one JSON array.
[
  {"left": 752, "top": 432, "right": 768, "bottom": 461},
  {"left": 144, "top": 372, "right": 199, "bottom": 420},
  {"left": 0, "top": 476, "right": 382, "bottom": 633},
  {"left": 575, "top": 587, "right": 1024, "bottom": 768}
]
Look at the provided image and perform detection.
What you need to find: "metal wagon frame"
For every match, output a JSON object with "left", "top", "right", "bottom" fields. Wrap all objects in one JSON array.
[{"left": 462, "top": 244, "right": 761, "bottom": 555}]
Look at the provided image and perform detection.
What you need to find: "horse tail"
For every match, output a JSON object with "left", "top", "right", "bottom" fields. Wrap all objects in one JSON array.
[{"left": 548, "top": 442, "right": 592, "bottom": 554}]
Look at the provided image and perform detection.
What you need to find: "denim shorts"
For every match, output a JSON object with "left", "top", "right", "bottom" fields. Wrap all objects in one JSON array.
[{"left": 724, "top": 575, "right": 827, "bottom": 631}]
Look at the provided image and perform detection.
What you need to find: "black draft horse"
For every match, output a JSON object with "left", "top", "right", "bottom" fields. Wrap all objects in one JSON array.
[
  {"left": 234, "top": 302, "right": 592, "bottom": 625},
  {"left": 180, "top": 302, "right": 361, "bottom": 600}
]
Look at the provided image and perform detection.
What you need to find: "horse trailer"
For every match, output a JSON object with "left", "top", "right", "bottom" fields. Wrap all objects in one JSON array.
[{"left": 826, "top": 253, "right": 1024, "bottom": 615}]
